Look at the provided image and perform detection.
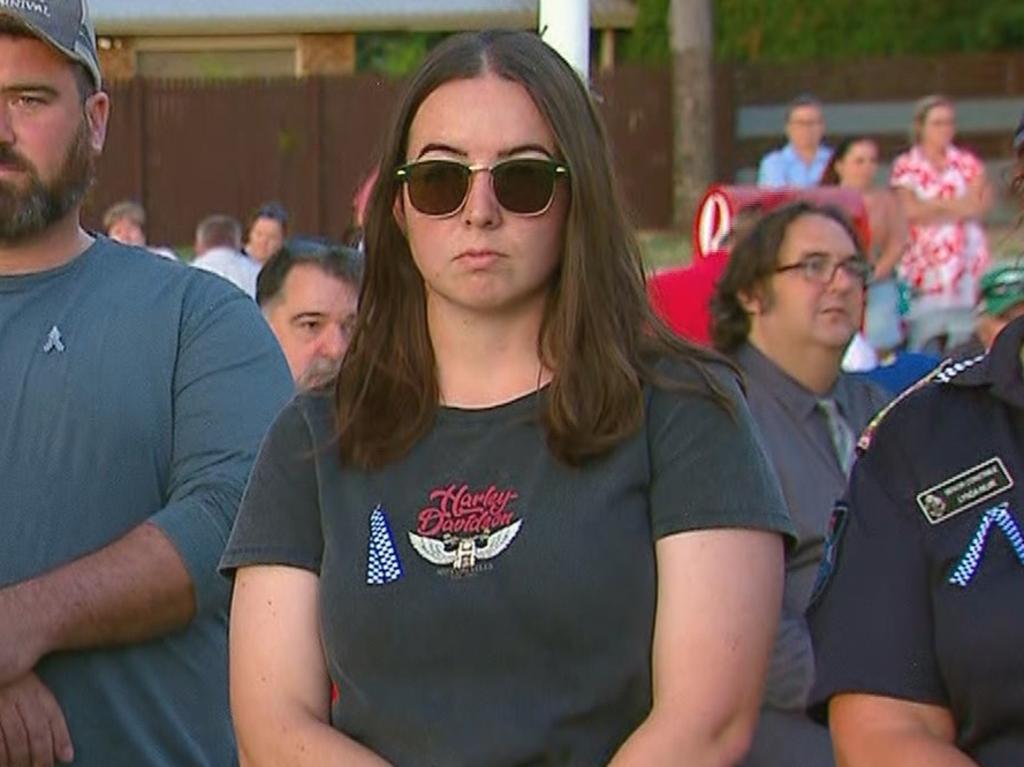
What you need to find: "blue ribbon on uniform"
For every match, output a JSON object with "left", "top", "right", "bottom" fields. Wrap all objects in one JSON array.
[{"left": 948, "top": 502, "right": 1024, "bottom": 588}]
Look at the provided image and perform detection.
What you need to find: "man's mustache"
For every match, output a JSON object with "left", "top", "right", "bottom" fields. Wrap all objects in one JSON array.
[
  {"left": 0, "top": 145, "right": 32, "bottom": 173},
  {"left": 297, "top": 356, "right": 343, "bottom": 390}
]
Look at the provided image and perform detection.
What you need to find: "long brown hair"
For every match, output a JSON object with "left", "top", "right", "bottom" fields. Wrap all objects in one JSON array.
[{"left": 337, "top": 30, "right": 731, "bottom": 468}]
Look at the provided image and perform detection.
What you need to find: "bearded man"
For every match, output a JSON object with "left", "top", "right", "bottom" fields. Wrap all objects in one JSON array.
[{"left": 0, "top": 3, "right": 292, "bottom": 765}]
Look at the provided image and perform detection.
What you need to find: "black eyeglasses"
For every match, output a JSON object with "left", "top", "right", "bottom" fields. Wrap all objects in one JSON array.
[
  {"left": 395, "top": 157, "right": 569, "bottom": 217},
  {"left": 775, "top": 252, "right": 872, "bottom": 286}
]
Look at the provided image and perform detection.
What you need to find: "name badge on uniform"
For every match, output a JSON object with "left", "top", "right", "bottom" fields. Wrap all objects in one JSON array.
[{"left": 916, "top": 457, "right": 1014, "bottom": 525}]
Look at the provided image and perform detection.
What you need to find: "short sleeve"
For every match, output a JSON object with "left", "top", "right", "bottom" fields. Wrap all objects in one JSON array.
[
  {"left": 807, "top": 426, "right": 947, "bottom": 720},
  {"left": 889, "top": 152, "right": 916, "bottom": 190},
  {"left": 219, "top": 398, "right": 326, "bottom": 575},
  {"left": 647, "top": 364, "right": 794, "bottom": 541}
]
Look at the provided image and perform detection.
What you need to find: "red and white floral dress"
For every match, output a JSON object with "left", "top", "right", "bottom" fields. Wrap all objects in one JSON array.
[{"left": 890, "top": 145, "right": 989, "bottom": 309}]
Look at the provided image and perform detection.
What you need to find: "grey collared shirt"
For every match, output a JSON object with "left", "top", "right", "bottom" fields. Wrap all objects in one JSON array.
[{"left": 734, "top": 342, "right": 889, "bottom": 762}]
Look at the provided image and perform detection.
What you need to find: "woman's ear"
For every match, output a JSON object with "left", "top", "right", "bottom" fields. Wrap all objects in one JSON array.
[{"left": 392, "top": 192, "right": 407, "bottom": 234}]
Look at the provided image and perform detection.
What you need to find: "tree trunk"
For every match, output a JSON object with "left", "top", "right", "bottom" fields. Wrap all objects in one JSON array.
[{"left": 668, "top": 0, "right": 716, "bottom": 232}]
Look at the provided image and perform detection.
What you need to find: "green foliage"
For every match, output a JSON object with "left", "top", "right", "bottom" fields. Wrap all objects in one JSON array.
[
  {"left": 356, "top": 32, "right": 449, "bottom": 76},
  {"left": 975, "top": 3, "right": 1024, "bottom": 49},
  {"left": 621, "top": 0, "right": 1024, "bottom": 63},
  {"left": 622, "top": 0, "right": 670, "bottom": 63},
  {"left": 714, "top": 0, "right": 1024, "bottom": 61}
]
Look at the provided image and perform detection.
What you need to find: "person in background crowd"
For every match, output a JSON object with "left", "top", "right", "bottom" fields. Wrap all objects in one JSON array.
[
  {"left": 345, "top": 167, "right": 379, "bottom": 251},
  {"left": 191, "top": 213, "right": 261, "bottom": 298},
  {"left": 244, "top": 201, "right": 288, "bottom": 265},
  {"left": 948, "top": 263, "right": 1024, "bottom": 358},
  {"left": 0, "top": 3, "right": 293, "bottom": 765},
  {"left": 820, "top": 136, "right": 909, "bottom": 354},
  {"left": 711, "top": 201, "right": 890, "bottom": 767},
  {"left": 221, "top": 29, "right": 793, "bottom": 767},
  {"left": 891, "top": 95, "right": 993, "bottom": 354},
  {"left": 102, "top": 199, "right": 146, "bottom": 246},
  {"left": 102, "top": 199, "right": 177, "bottom": 258},
  {"left": 758, "top": 94, "right": 832, "bottom": 189},
  {"left": 257, "top": 240, "right": 363, "bottom": 390},
  {"left": 808, "top": 120, "right": 1024, "bottom": 766}
]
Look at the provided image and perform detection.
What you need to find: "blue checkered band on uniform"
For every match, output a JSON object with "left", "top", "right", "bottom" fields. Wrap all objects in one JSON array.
[{"left": 948, "top": 502, "right": 1024, "bottom": 587}]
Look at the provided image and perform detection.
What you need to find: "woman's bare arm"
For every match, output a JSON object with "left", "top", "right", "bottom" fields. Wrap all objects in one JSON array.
[
  {"left": 229, "top": 565, "right": 392, "bottom": 767},
  {"left": 609, "top": 529, "right": 784, "bottom": 767}
]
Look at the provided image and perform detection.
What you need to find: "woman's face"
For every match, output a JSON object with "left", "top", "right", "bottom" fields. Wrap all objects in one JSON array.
[
  {"left": 246, "top": 216, "right": 285, "bottom": 264},
  {"left": 919, "top": 104, "right": 957, "bottom": 151},
  {"left": 834, "top": 140, "right": 879, "bottom": 191},
  {"left": 395, "top": 73, "right": 568, "bottom": 321}
]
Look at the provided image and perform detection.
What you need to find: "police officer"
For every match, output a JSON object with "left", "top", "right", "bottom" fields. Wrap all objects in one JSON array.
[{"left": 807, "top": 314, "right": 1024, "bottom": 766}]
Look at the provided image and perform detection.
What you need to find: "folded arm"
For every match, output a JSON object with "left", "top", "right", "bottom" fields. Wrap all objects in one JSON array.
[{"left": 830, "top": 693, "right": 977, "bottom": 767}]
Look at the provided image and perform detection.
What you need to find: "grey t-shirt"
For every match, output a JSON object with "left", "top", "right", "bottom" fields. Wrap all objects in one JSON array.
[
  {"left": 0, "top": 238, "right": 293, "bottom": 765},
  {"left": 222, "top": 360, "right": 793, "bottom": 766}
]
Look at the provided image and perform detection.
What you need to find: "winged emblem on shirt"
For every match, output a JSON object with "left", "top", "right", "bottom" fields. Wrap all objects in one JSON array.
[{"left": 408, "top": 520, "right": 522, "bottom": 571}]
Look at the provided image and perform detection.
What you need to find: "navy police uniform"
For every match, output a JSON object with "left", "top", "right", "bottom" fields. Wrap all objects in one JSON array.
[{"left": 807, "top": 315, "right": 1024, "bottom": 766}]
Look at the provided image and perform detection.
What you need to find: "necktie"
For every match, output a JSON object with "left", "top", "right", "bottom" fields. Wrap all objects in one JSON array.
[{"left": 817, "top": 397, "right": 856, "bottom": 476}]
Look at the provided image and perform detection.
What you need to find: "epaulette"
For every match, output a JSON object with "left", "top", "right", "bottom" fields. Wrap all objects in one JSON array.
[
  {"left": 856, "top": 352, "right": 986, "bottom": 453},
  {"left": 932, "top": 352, "right": 986, "bottom": 384}
]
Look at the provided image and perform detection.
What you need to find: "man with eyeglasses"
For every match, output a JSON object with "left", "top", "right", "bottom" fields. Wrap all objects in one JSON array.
[
  {"left": 948, "top": 264, "right": 1024, "bottom": 359},
  {"left": 757, "top": 94, "right": 832, "bottom": 188},
  {"left": 711, "top": 201, "right": 890, "bottom": 767}
]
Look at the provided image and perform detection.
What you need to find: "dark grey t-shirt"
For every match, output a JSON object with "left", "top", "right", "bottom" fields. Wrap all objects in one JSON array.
[
  {"left": 0, "top": 238, "right": 293, "bottom": 765},
  {"left": 222, "top": 362, "right": 793, "bottom": 766}
]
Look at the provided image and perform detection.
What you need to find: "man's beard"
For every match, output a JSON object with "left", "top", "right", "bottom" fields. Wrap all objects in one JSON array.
[{"left": 0, "top": 116, "right": 96, "bottom": 245}]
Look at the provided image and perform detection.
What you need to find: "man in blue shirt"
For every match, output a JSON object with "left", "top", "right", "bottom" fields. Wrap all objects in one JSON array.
[{"left": 758, "top": 94, "right": 832, "bottom": 188}]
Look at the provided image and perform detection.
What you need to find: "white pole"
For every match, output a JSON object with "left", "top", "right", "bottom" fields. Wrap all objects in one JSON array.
[{"left": 538, "top": 0, "right": 590, "bottom": 78}]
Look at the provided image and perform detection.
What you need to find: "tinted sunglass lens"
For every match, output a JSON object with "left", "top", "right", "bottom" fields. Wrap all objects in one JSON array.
[
  {"left": 493, "top": 160, "right": 556, "bottom": 214},
  {"left": 407, "top": 162, "right": 469, "bottom": 216}
]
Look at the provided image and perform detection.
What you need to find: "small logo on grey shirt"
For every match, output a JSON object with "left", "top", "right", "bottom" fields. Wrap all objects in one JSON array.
[{"left": 43, "top": 325, "right": 65, "bottom": 353}]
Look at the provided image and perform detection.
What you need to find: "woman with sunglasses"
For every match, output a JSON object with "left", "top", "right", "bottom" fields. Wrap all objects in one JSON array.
[
  {"left": 806, "top": 117, "right": 1024, "bottom": 767},
  {"left": 221, "top": 30, "right": 792, "bottom": 767}
]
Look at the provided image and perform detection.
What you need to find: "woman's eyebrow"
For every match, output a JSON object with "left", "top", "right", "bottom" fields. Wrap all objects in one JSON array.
[
  {"left": 498, "top": 144, "right": 555, "bottom": 158},
  {"left": 415, "top": 143, "right": 466, "bottom": 159}
]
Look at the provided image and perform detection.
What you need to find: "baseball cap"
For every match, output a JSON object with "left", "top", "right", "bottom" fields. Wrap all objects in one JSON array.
[
  {"left": 0, "top": 0, "right": 101, "bottom": 89},
  {"left": 978, "top": 264, "right": 1024, "bottom": 317}
]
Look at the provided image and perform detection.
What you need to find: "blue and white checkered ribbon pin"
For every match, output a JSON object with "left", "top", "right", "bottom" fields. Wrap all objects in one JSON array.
[
  {"left": 948, "top": 502, "right": 1024, "bottom": 588},
  {"left": 366, "top": 505, "right": 404, "bottom": 586}
]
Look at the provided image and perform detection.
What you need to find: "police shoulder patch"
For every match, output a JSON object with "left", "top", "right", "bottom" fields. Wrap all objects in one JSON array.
[{"left": 856, "top": 356, "right": 980, "bottom": 453}]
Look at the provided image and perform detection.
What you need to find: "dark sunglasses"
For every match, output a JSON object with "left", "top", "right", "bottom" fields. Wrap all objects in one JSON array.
[{"left": 395, "top": 157, "right": 569, "bottom": 217}]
